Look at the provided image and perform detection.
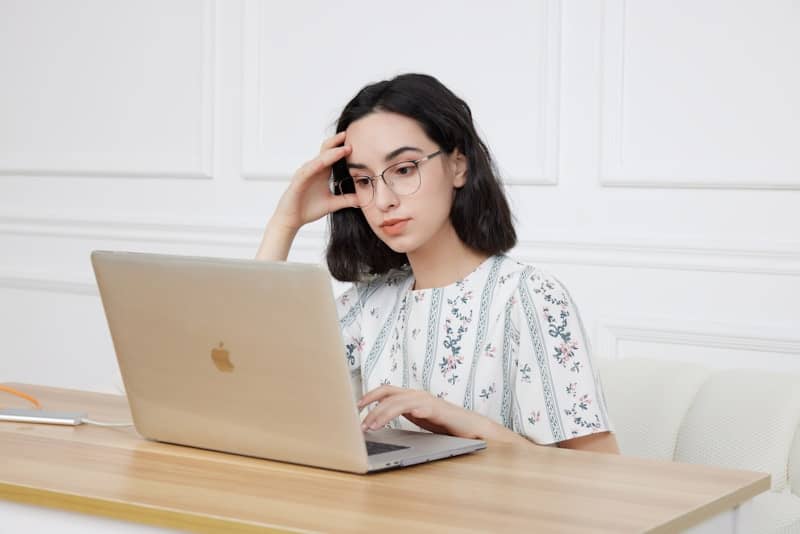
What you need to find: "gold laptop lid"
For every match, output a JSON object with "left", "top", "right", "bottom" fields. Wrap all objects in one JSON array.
[{"left": 91, "top": 251, "right": 369, "bottom": 473}]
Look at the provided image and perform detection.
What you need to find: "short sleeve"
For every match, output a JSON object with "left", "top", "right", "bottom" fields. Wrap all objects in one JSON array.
[
  {"left": 510, "top": 268, "right": 614, "bottom": 445},
  {"left": 335, "top": 283, "right": 365, "bottom": 397}
]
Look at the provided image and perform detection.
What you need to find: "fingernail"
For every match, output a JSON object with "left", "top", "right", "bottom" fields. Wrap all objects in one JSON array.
[
  {"left": 361, "top": 423, "right": 367, "bottom": 431},
  {"left": 369, "top": 422, "right": 379, "bottom": 430}
]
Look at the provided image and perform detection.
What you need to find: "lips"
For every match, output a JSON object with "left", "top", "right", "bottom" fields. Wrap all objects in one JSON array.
[
  {"left": 380, "top": 218, "right": 410, "bottom": 236},
  {"left": 381, "top": 218, "right": 410, "bottom": 227}
]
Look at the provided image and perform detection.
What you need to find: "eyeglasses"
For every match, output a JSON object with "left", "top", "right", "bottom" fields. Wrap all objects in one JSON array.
[{"left": 334, "top": 150, "right": 442, "bottom": 207}]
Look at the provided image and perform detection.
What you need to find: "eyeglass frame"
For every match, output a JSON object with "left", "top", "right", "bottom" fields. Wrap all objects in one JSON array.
[{"left": 334, "top": 150, "right": 443, "bottom": 206}]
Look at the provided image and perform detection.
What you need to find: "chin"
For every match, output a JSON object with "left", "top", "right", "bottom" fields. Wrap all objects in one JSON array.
[
  {"left": 384, "top": 241, "right": 412, "bottom": 254},
  {"left": 380, "top": 236, "right": 419, "bottom": 255}
]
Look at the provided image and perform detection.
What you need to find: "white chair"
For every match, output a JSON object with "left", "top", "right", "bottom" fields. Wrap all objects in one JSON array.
[{"left": 597, "top": 357, "right": 800, "bottom": 534}]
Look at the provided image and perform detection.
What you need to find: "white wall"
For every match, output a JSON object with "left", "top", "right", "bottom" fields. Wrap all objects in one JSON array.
[{"left": 1, "top": 0, "right": 798, "bottom": 393}]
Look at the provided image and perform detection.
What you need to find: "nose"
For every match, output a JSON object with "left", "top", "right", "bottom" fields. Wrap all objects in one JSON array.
[{"left": 372, "top": 177, "right": 398, "bottom": 210}]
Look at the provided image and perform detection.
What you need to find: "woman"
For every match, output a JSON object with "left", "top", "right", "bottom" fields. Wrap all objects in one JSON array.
[{"left": 257, "top": 73, "right": 619, "bottom": 453}]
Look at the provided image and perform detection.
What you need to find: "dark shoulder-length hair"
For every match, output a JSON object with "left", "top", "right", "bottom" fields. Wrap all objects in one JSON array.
[{"left": 326, "top": 73, "right": 516, "bottom": 282}]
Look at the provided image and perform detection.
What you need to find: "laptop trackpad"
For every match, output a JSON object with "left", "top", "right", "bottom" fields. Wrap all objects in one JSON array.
[{"left": 365, "top": 440, "right": 410, "bottom": 456}]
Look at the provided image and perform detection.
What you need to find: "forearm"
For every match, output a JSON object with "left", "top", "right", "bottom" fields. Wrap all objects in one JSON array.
[
  {"left": 557, "top": 431, "right": 620, "bottom": 454},
  {"left": 470, "top": 413, "right": 622, "bottom": 453},
  {"left": 477, "top": 417, "right": 532, "bottom": 445},
  {"left": 446, "top": 404, "right": 530, "bottom": 445},
  {"left": 255, "top": 219, "right": 299, "bottom": 262},
  {"left": 452, "top": 407, "right": 620, "bottom": 452}
]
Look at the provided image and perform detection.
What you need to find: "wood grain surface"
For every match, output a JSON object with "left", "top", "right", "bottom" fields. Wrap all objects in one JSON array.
[{"left": 0, "top": 383, "right": 769, "bottom": 533}]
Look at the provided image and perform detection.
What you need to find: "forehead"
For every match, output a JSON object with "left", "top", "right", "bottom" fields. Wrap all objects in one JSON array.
[{"left": 345, "top": 112, "right": 431, "bottom": 160}]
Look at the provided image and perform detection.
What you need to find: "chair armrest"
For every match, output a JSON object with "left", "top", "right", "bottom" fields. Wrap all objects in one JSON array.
[
  {"left": 675, "top": 369, "right": 800, "bottom": 493},
  {"left": 597, "top": 357, "right": 711, "bottom": 460},
  {"left": 790, "top": 423, "right": 800, "bottom": 497}
]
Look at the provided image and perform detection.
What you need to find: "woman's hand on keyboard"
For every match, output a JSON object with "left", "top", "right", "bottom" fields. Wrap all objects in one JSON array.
[{"left": 357, "top": 385, "right": 493, "bottom": 440}]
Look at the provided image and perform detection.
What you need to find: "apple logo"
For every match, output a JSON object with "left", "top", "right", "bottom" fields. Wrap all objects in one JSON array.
[{"left": 211, "top": 342, "right": 234, "bottom": 372}]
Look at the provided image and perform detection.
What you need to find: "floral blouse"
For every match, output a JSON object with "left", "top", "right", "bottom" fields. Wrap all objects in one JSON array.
[{"left": 335, "top": 254, "right": 614, "bottom": 445}]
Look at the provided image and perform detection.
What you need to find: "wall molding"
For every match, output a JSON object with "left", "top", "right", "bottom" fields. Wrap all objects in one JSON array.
[
  {"left": 0, "top": 276, "right": 97, "bottom": 296},
  {"left": 596, "top": 318, "right": 800, "bottom": 363},
  {"left": 1, "top": 215, "right": 799, "bottom": 297},
  {"left": 598, "top": 0, "right": 800, "bottom": 190},
  {"left": 0, "top": 0, "right": 216, "bottom": 181},
  {"left": 514, "top": 237, "right": 800, "bottom": 277},
  {"left": 0, "top": 215, "right": 273, "bottom": 249},
  {"left": 239, "top": 0, "right": 562, "bottom": 185},
  {"left": 0, "top": 214, "right": 324, "bottom": 294}
]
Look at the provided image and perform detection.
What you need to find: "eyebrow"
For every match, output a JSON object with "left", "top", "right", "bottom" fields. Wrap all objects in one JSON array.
[{"left": 346, "top": 146, "right": 423, "bottom": 170}]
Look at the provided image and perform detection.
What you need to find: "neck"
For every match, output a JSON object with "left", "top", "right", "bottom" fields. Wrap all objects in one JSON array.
[{"left": 406, "top": 223, "right": 490, "bottom": 290}]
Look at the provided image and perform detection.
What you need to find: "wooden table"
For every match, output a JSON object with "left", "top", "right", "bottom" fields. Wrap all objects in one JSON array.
[{"left": 0, "top": 383, "right": 770, "bottom": 533}]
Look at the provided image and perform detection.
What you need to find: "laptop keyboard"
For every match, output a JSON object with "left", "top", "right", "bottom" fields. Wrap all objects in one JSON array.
[{"left": 365, "top": 440, "right": 410, "bottom": 456}]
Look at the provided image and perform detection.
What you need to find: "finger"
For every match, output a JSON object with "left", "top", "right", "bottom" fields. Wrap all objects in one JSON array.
[
  {"left": 294, "top": 145, "right": 351, "bottom": 184},
  {"left": 367, "top": 399, "right": 434, "bottom": 431},
  {"left": 362, "top": 391, "right": 431, "bottom": 429},
  {"left": 304, "top": 145, "right": 351, "bottom": 177},
  {"left": 357, "top": 385, "right": 391, "bottom": 408},
  {"left": 317, "top": 144, "right": 351, "bottom": 167},
  {"left": 327, "top": 193, "right": 360, "bottom": 212},
  {"left": 362, "top": 395, "right": 421, "bottom": 430},
  {"left": 357, "top": 385, "right": 401, "bottom": 409},
  {"left": 320, "top": 130, "right": 347, "bottom": 151}
]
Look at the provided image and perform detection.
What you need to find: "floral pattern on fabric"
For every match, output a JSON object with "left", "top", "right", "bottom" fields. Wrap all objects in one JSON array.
[
  {"left": 439, "top": 281, "right": 473, "bottom": 386},
  {"left": 333, "top": 255, "right": 614, "bottom": 445}
]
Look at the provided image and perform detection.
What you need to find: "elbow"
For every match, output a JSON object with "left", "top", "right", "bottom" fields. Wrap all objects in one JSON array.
[{"left": 556, "top": 431, "right": 620, "bottom": 454}]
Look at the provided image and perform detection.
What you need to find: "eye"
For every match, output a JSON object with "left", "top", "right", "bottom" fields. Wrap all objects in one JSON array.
[
  {"left": 392, "top": 162, "right": 416, "bottom": 177},
  {"left": 353, "top": 176, "right": 372, "bottom": 189}
]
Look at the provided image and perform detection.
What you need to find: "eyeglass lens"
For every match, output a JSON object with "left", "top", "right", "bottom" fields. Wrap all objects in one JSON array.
[{"left": 339, "top": 160, "right": 422, "bottom": 207}]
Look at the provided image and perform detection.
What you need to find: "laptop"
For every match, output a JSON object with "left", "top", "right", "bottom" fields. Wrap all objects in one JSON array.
[{"left": 91, "top": 250, "right": 486, "bottom": 473}]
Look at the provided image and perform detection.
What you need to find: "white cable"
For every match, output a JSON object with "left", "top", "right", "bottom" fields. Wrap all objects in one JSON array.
[{"left": 81, "top": 417, "right": 134, "bottom": 427}]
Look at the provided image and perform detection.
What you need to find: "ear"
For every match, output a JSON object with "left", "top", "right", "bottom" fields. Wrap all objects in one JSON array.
[{"left": 451, "top": 149, "right": 468, "bottom": 188}]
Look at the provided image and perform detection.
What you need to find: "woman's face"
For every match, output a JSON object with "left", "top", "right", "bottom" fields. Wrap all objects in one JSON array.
[{"left": 344, "top": 111, "right": 466, "bottom": 255}]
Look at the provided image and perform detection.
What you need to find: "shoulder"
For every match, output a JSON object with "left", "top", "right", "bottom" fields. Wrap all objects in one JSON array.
[
  {"left": 490, "top": 257, "right": 579, "bottom": 320},
  {"left": 500, "top": 257, "right": 570, "bottom": 299},
  {"left": 481, "top": 255, "right": 556, "bottom": 296}
]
